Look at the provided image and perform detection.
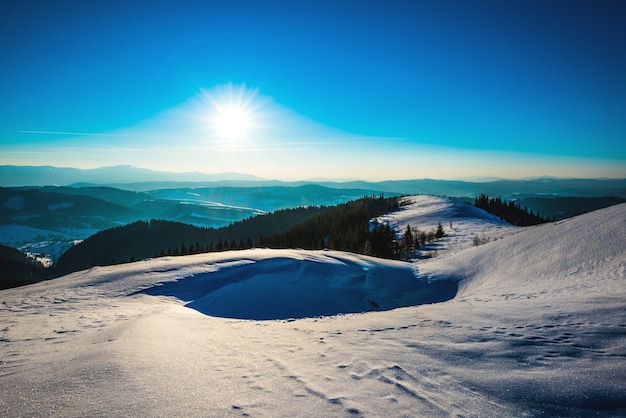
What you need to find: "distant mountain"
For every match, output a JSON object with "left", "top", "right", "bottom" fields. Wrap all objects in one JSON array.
[
  {"left": 521, "top": 196, "right": 626, "bottom": 221},
  {"left": 0, "top": 187, "right": 139, "bottom": 231},
  {"left": 0, "top": 165, "right": 264, "bottom": 187},
  {"left": 2, "top": 165, "right": 625, "bottom": 199},
  {"left": 366, "top": 178, "right": 626, "bottom": 198}
]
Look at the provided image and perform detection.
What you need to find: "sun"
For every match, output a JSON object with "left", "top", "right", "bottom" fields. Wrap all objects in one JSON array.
[
  {"left": 202, "top": 84, "right": 264, "bottom": 144},
  {"left": 214, "top": 105, "right": 251, "bottom": 140}
]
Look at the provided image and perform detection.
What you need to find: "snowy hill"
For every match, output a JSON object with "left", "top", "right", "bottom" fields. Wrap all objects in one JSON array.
[
  {"left": 1, "top": 200, "right": 624, "bottom": 416},
  {"left": 378, "top": 195, "right": 517, "bottom": 259}
]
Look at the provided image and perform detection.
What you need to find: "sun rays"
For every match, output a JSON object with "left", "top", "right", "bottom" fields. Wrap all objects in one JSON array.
[{"left": 201, "top": 84, "right": 266, "bottom": 147}]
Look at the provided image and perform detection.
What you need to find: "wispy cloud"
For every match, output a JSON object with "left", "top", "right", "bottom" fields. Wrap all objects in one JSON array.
[{"left": 18, "top": 130, "right": 142, "bottom": 138}]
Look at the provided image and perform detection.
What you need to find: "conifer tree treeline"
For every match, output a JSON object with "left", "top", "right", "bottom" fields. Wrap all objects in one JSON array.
[
  {"left": 397, "top": 222, "right": 445, "bottom": 259},
  {"left": 259, "top": 196, "right": 399, "bottom": 258},
  {"left": 0, "top": 244, "right": 49, "bottom": 290},
  {"left": 55, "top": 196, "right": 401, "bottom": 275},
  {"left": 474, "top": 194, "right": 549, "bottom": 226}
]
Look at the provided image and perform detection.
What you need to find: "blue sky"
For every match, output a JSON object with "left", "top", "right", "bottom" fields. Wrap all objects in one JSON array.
[{"left": 1, "top": 0, "right": 624, "bottom": 180}]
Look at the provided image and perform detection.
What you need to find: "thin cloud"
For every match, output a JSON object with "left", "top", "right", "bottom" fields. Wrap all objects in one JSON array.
[{"left": 18, "top": 130, "right": 142, "bottom": 138}]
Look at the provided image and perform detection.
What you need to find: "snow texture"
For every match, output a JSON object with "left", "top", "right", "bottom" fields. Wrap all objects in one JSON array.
[{"left": 1, "top": 197, "right": 625, "bottom": 416}]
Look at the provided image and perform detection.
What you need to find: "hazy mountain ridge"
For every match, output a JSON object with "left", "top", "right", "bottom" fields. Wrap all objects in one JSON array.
[
  {"left": 0, "top": 165, "right": 264, "bottom": 187},
  {"left": 2, "top": 165, "right": 625, "bottom": 198},
  {"left": 144, "top": 184, "right": 391, "bottom": 212},
  {"left": 0, "top": 187, "right": 138, "bottom": 230}
]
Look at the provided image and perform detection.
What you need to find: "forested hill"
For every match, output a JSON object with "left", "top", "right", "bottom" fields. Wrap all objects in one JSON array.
[
  {"left": 259, "top": 196, "right": 399, "bottom": 257},
  {"left": 55, "top": 196, "right": 399, "bottom": 276},
  {"left": 0, "top": 245, "right": 48, "bottom": 290},
  {"left": 474, "top": 194, "right": 549, "bottom": 226}
]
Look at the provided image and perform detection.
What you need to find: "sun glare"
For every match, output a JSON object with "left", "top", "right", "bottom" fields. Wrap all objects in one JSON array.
[
  {"left": 215, "top": 105, "right": 250, "bottom": 140},
  {"left": 201, "top": 84, "right": 265, "bottom": 145}
]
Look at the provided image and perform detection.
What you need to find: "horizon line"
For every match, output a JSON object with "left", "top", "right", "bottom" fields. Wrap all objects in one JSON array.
[{"left": 1, "top": 163, "right": 624, "bottom": 183}]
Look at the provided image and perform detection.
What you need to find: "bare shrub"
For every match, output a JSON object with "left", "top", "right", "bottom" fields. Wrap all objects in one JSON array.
[{"left": 473, "top": 233, "right": 490, "bottom": 246}]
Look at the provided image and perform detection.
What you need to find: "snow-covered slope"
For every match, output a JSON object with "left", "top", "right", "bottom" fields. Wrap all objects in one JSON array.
[
  {"left": 0, "top": 224, "right": 92, "bottom": 267},
  {"left": 424, "top": 201, "right": 625, "bottom": 299},
  {"left": 1, "top": 200, "right": 624, "bottom": 416},
  {"left": 377, "top": 195, "right": 517, "bottom": 259}
]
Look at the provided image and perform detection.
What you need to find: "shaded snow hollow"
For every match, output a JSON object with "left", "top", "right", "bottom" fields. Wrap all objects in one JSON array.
[
  {"left": 139, "top": 251, "right": 457, "bottom": 320},
  {"left": 138, "top": 195, "right": 505, "bottom": 320},
  {"left": 1, "top": 197, "right": 625, "bottom": 416}
]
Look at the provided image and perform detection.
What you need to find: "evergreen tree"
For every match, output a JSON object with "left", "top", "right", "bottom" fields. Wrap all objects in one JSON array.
[
  {"left": 435, "top": 222, "right": 445, "bottom": 239},
  {"left": 400, "top": 225, "right": 414, "bottom": 256},
  {"left": 474, "top": 194, "right": 548, "bottom": 226}
]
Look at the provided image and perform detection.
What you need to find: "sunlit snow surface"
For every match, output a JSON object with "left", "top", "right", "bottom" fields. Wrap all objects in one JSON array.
[{"left": 1, "top": 197, "right": 625, "bottom": 416}]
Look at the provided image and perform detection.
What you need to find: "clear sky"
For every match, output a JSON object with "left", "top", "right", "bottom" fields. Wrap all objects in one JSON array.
[{"left": 1, "top": 0, "right": 624, "bottom": 181}]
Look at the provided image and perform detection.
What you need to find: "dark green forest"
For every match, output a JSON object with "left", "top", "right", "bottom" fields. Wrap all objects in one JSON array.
[
  {"left": 55, "top": 196, "right": 401, "bottom": 276},
  {"left": 258, "top": 196, "right": 399, "bottom": 257},
  {"left": 474, "top": 194, "right": 550, "bottom": 226},
  {"left": 0, "top": 245, "right": 48, "bottom": 290}
]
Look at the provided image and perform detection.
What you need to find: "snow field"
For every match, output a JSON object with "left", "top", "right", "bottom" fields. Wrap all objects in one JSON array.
[{"left": 1, "top": 198, "right": 624, "bottom": 416}]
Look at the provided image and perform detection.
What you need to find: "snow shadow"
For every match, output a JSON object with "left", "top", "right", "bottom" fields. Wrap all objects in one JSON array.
[{"left": 138, "top": 255, "right": 458, "bottom": 320}]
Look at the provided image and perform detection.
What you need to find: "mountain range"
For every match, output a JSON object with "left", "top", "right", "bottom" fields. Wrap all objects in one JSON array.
[
  {"left": 2, "top": 164, "right": 625, "bottom": 198},
  {"left": 0, "top": 165, "right": 264, "bottom": 187},
  {"left": 1, "top": 165, "right": 624, "bottom": 268}
]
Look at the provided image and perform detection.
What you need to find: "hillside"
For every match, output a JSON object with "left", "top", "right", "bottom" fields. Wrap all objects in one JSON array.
[
  {"left": 0, "top": 187, "right": 138, "bottom": 230},
  {"left": 2, "top": 172, "right": 623, "bottom": 268},
  {"left": 55, "top": 196, "right": 398, "bottom": 276},
  {"left": 0, "top": 244, "right": 47, "bottom": 290},
  {"left": 1, "top": 201, "right": 624, "bottom": 415},
  {"left": 0, "top": 184, "right": 389, "bottom": 265}
]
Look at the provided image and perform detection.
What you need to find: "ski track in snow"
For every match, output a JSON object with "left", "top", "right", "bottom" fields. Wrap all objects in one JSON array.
[{"left": 1, "top": 196, "right": 625, "bottom": 416}]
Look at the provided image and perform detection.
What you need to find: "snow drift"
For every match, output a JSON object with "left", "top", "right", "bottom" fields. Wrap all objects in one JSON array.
[{"left": 140, "top": 251, "right": 457, "bottom": 319}]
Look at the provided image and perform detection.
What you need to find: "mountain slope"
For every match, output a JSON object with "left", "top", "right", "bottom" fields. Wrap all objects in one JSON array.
[
  {"left": 0, "top": 203, "right": 624, "bottom": 416},
  {"left": 0, "top": 187, "right": 139, "bottom": 230},
  {"left": 54, "top": 196, "right": 398, "bottom": 275},
  {"left": 424, "top": 202, "right": 626, "bottom": 299},
  {"left": 0, "top": 244, "right": 47, "bottom": 289},
  {"left": 377, "top": 195, "right": 517, "bottom": 259}
]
